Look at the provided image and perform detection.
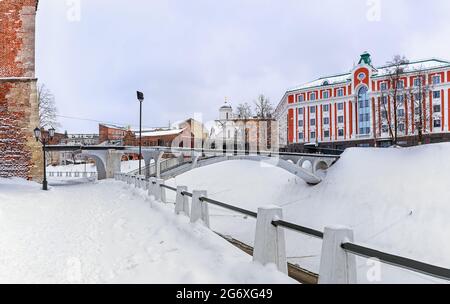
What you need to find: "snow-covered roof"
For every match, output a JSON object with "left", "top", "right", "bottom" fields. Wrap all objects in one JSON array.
[
  {"left": 99, "top": 123, "right": 128, "bottom": 130},
  {"left": 137, "top": 129, "right": 184, "bottom": 138},
  {"left": 288, "top": 58, "right": 450, "bottom": 93}
]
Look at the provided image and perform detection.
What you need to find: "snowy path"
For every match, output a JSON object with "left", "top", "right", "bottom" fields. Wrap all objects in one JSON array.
[{"left": 0, "top": 179, "right": 294, "bottom": 284}]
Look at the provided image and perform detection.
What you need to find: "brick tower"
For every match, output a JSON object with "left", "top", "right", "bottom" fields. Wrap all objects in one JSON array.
[{"left": 0, "top": 0, "right": 42, "bottom": 180}]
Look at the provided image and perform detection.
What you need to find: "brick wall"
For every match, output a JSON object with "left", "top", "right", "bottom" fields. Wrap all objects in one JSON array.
[{"left": 0, "top": 0, "right": 41, "bottom": 180}]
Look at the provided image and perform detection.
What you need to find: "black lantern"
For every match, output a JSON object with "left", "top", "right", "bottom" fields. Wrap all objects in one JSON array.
[{"left": 34, "top": 127, "right": 55, "bottom": 191}]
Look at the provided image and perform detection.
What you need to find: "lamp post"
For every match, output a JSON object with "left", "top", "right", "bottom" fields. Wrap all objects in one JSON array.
[
  {"left": 137, "top": 91, "right": 144, "bottom": 175},
  {"left": 34, "top": 127, "right": 55, "bottom": 191}
]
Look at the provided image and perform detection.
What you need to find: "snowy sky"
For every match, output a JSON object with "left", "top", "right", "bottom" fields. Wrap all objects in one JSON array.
[{"left": 36, "top": 0, "right": 450, "bottom": 133}]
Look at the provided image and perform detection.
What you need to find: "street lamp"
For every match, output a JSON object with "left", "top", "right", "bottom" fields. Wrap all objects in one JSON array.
[
  {"left": 34, "top": 126, "right": 55, "bottom": 191},
  {"left": 137, "top": 91, "right": 144, "bottom": 175}
]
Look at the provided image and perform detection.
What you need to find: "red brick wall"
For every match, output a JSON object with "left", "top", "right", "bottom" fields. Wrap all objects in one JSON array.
[{"left": 0, "top": 0, "right": 41, "bottom": 180}]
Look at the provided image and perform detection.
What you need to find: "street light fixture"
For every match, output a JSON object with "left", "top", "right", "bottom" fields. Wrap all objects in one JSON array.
[
  {"left": 137, "top": 91, "right": 144, "bottom": 176},
  {"left": 34, "top": 126, "right": 55, "bottom": 191}
]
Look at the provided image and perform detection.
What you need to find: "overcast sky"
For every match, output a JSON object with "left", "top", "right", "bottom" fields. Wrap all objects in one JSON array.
[{"left": 36, "top": 0, "right": 450, "bottom": 133}]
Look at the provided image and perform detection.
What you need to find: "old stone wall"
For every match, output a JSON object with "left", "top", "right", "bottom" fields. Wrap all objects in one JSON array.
[{"left": 0, "top": 0, "right": 41, "bottom": 180}]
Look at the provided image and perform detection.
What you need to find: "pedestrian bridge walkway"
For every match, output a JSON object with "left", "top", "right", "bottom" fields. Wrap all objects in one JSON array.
[{"left": 45, "top": 145, "right": 340, "bottom": 186}]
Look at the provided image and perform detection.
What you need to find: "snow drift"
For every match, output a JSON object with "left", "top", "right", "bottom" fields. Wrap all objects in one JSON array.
[{"left": 166, "top": 143, "right": 450, "bottom": 284}]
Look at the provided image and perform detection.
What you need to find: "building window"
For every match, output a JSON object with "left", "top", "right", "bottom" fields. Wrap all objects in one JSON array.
[
  {"left": 324, "top": 130, "right": 330, "bottom": 138},
  {"left": 299, "top": 108, "right": 304, "bottom": 115},
  {"left": 414, "top": 93, "right": 422, "bottom": 101},
  {"left": 358, "top": 86, "right": 371, "bottom": 135},
  {"left": 299, "top": 120, "right": 304, "bottom": 127},
  {"left": 415, "top": 107, "right": 421, "bottom": 116},
  {"left": 299, "top": 132, "right": 304, "bottom": 140},
  {"left": 310, "top": 119, "right": 316, "bottom": 126},
  {"left": 323, "top": 91, "right": 329, "bottom": 99},
  {"left": 323, "top": 104, "right": 329, "bottom": 112},
  {"left": 432, "top": 75, "right": 441, "bottom": 85},
  {"left": 338, "top": 129, "right": 344, "bottom": 137},
  {"left": 298, "top": 95, "right": 304, "bottom": 102},
  {"left": 382, "top": 125, "right": 389, "bottom": 133},
  {"left": 434, "top": 119, "right": 441, "bottom": 128},
  {"left": 397, "top": 109, "right": 405, "bottom": 117},
  {"left": 310, "top": 132, "right": 316, "bottom": 139},
  {"left": 397, "top": 80, "right": 404, "bottom": 89},
  {"left": 359, "top": 113, "right": 370, "bottom": 121},
  {"left": 380, "top": 82, "right": 387, "bottom": 91},
  {"left": 414, "top": 77, "right": 421, "bottom": 87},
  {"left": 324, "top": 117, "right": 330, "bottom": 125},
  {"left": 338, "top": 116, "right": 344, "bottom": 124},
  {"left": 433, "top": 91, "right": 441, "bottom": 99},
  {"left": 310, "top": 106, "right": 316, "bottom": 114},
  {"left": 337, "top": 103, "right": 344, "bottom": 111},
  {"left": 398, "top": 123, "right": 405, "bottom": 132},
  {"left": 337, "top": 89, "right": 344, "bottom": 97},
  {"left": 382, "top": 96, "right": 388, "bottom": 105},
  {"left": 397, "top": 95, "right": 404, "bottom": 103},
  {"left": 433, "top": 105, "right": 441, "bottom": 113},
  {"left": 310, "top": 92, "right": 316, "bottom": 101}
]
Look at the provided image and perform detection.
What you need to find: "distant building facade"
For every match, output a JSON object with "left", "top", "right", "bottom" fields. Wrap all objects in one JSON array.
[
  {"left": 274, "top": 52, "right": 450, "bottom": 151},
  {"left": 99, "top": 124, "right": 128, "bottom": 144},
  {"left": 208, "top": 102, "right": 278, "bottom": 152}
]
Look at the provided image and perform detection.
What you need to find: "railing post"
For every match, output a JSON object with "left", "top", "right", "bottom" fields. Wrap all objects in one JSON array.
[
  {"left": 190, "top": 190, "right": 209, "bottom": 228},
  {"left": 148, "top": 177, "right": 157, "bottom": 198},
  {"left": 318, "top": 226, "right": 357, "bottom": 284},
  {"left": 175, "top": 186, "right": 190, "bottom": 216},
  {"left": 155, "top": 179, "right": 166, "bottom": 202},
  {"left": 253, "top": 206, "right": 288, "bottom": 274}
]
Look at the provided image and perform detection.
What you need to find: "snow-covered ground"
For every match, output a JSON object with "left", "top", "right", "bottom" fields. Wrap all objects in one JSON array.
[
  {"left": 0, "top": 178, "right": 294, "bottom": 284},
  {"left": 165, "top": 143, "right": 450, "bottom": 284}
]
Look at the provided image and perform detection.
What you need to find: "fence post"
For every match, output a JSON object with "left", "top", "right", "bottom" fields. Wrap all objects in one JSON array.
[
  {"left": 148, "top": 177, "right": 157, "bottom": 198},
  {"left": 253, "top": 206, "right": 288, "bottom": 274},
  {"left": 190, "top": 190, "right": 209, "bottom": 228},
  {"left": 318, "top": 226, "right": 357, "bottom": 284},
  {"left": 155, "top": 179, "right": 166, "bottom": 202},
  {"left": 175, "top": 186, "right": 190, "bottom": 216}
]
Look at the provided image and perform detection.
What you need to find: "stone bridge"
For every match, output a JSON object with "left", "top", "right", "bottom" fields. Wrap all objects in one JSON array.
[{"left": 45, "top": 146, "right": 340, "bottom": 186}]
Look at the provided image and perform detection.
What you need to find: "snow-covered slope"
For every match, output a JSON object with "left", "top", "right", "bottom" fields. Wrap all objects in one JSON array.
[
  {"left": 165, "top": 143, "right": 450, "bottom": 284},
  {"left": 0, "top": 178, "right": 294, "bottom": 284}
]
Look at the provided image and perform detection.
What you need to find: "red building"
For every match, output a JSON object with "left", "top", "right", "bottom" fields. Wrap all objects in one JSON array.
[
  {"left": 275, "top": 52, "right": 450, "bottom": 151},
  {"left": 98, "top": 124, "right": 128, "bottom": 144}
]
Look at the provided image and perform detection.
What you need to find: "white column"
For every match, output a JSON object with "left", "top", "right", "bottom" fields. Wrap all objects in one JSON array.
[
  {"left": 318, "top": 226, "right": 357, "bottom": 284},
  {"left": 253, "top": 206, "right": 288, "bottom": 274},
  {"left": 175, "top": 186, "right": 190, "bottom": 216},
  {"left": 190, "top": 190, "right": 209, "bottom": 228}
]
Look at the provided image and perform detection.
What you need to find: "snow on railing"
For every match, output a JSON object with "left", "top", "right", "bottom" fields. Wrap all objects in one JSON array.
[{"left": 114, "top": 172, "right": 450, "bottom": 284}]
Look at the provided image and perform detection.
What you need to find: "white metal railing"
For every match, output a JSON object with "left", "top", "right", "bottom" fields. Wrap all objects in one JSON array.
[
  {"left": 47, "top": 171, "right": 98, "bottom": 179},
  {"left": 113, "top": 172, "right": 450, "bottom": 284}
]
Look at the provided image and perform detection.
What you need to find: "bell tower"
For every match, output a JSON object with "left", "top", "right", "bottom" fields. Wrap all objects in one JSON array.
[{"left": 0, "top": 0, "right": 42, "bottom": 180}]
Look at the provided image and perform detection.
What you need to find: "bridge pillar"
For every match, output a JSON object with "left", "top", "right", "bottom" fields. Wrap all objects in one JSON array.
[{"left": 106, "top": 150, "right": 123, "bottom": 179}]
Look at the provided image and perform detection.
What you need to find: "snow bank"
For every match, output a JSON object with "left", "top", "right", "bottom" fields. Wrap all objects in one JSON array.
[
  {"left": 166, "top": 143, "right": 450, "bottom": 284},
  {"left": 0, "top": 178, "right": 294, "bottom": 284}
]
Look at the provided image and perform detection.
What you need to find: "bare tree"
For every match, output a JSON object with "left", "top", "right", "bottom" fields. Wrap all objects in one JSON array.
[
  {"left": 254, "top": 94, "right": 273, "bottom": 119},
  {"left": 380, "top": 55, "right": 409, "bottom": 145},
  {"left": 235, "top": 102, "right": 253, "bottom": 119},
  {"left": 38, "top": 84, "right": 60, "bottom": 128},
  {"left": 406, "top": 66, "right": 433, "bottom": 145}
]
